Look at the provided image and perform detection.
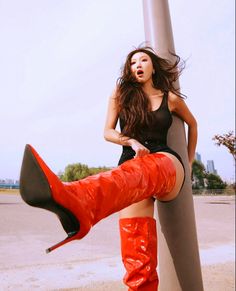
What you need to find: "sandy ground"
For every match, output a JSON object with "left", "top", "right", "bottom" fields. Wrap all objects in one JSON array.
[{"left": 0, "top": 191, "right": 235, "bottom": 291}]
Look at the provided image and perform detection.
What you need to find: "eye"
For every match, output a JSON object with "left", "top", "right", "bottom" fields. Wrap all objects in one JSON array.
[
  {"left": 142, "top": 58, "right": 148, "bottom": 62},
  {"left": 130, "top": 61, "right": 136, "bottom": 65}
]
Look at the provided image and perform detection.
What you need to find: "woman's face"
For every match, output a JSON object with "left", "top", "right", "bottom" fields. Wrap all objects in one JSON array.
[{"left": 130, "top": 52, "right": 154, "bottom": 84}]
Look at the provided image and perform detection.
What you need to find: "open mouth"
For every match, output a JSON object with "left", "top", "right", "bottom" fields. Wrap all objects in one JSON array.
[{"left": 137, "top": 69, "right": 144, "bottom": 76}]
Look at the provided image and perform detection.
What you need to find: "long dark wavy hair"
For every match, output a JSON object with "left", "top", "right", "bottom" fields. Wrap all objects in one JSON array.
[{"left": 116, "top": 46, "right": 185, "bottom": 139}]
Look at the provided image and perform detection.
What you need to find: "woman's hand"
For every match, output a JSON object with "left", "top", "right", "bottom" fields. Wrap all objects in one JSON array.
[{"left": 128, "top": 139, "right": 150, "bottom": 158}]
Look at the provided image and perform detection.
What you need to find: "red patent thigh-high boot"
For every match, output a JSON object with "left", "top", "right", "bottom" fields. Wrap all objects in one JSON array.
[
  {"left": 20, "top": 144, "right": 176, "bottom": 252},
  {"left": 119, "top": 217, "right": 158, "bottom": 291}
]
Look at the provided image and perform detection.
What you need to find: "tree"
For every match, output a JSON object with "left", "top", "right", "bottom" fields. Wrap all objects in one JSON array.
[
  {"left": 213, "top": 131, "right": 236, "bottom": 161},
  {"left": 192, "top": 160, "right": 206, "bottom": 189},
  {"left": 89, "top": 166, "right": 112, "bottom": 175},
  {"left": 61, "top": 163, "right": 90, "bottom": 182},
  {"left": 205, "top": 173, "right": 227, "bottom": 190},
  {"left": 60, "top": 164, "right": 111, "bottom": 182}
]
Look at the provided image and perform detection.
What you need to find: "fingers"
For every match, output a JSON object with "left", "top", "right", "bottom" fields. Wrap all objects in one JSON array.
[
  {"left": 134, "top": 147, "right": 150, "bottom": 158},
  {"left": 129, "top": 139, "right": 150, "bottom": 158}
]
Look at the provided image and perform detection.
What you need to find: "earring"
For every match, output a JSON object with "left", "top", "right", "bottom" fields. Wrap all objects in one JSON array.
[{"left": 152, "top": 69, "right": 155, "bottom": 75}]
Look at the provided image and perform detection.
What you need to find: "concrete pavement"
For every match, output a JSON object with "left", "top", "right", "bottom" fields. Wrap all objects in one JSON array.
[{"left": 0, "top": 192, "right": 235, "bottom": 290}]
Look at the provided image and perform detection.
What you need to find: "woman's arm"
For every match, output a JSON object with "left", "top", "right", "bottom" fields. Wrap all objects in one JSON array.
[
  {"left": 168, "top": 92, "right": 198, "bottom": 168},
  {"left": 103, "top": 88, "right": 131, "bottom": 146},
  {"left": 104, "top": 88, "right": 150, "bottom": 157}
]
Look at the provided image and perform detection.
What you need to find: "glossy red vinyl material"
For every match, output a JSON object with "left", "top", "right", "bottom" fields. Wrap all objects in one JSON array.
[
  {"left": 119, "top": 217, "right": 158, "bottom": 290},
  {"left": 29, "top": 145, "right": 176, "bottom": 240}
]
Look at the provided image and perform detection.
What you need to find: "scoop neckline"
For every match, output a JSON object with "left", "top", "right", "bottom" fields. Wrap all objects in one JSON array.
[{"left": 150, "top": 92, "right": 166, "bottom": 112}]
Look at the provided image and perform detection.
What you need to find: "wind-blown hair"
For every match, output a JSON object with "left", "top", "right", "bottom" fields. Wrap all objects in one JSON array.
[{"left": 116, "top": 46, "right": 185, "bottom": 139}]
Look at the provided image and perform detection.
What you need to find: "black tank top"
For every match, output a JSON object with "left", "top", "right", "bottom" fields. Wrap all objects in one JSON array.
[
  {"left": 141, "top": 91, "right": 172, "bottom": 144},
  {"left": 118, "top": 92, "right": 183, "bottom": 166}
]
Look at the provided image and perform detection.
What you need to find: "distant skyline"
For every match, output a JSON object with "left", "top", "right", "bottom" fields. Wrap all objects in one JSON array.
[
  {"left": 0, "top": 0, "right": 235, "bottom": 182},
  {"left": 206, "top": 160, "right": 217, "bottom": 175}
]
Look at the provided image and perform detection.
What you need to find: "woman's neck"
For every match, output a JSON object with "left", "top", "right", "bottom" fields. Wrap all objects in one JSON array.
[{"left": 142, "top": 82, "right": 162, "bottom": 97}]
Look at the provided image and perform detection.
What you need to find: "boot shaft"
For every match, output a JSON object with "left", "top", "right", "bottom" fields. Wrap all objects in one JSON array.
[
  {"left": 119, "top": 217, "right": 158, "bottom": 290},
  {"left": 63, "top": 153, "right": 175, "bottom": 229}
]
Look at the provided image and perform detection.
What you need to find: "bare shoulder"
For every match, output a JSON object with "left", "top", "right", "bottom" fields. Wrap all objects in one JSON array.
[
  {"left": 106, "top": 85, "right": 120, "bottom": 114},
  {"left": 167, "top": 91, "right": 184, "bottom": 112},
  {"left": 110, "top": 85, "right": 120, "bottom": 100},
  {"left": 167, "top": 91, "right": 197, "bottom": 125}
]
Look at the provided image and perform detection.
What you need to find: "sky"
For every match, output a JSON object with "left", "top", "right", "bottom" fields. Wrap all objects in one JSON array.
[{"left": 0, "top": 0, "right": 235, "bottom": 182}]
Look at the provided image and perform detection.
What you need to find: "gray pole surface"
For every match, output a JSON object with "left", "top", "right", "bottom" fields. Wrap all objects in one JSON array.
[{"left": 142, "top": 1, "right": 204, "bottom": 290}]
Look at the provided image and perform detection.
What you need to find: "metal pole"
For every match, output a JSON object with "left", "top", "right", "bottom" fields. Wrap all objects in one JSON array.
[{"left": 142, "top": 1, "right": 204, "bottom": 290}]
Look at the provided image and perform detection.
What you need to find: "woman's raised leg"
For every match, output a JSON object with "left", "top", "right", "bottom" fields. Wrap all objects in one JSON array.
[{"left": 20, "top": 144, "right": 176, "bottom": 252}]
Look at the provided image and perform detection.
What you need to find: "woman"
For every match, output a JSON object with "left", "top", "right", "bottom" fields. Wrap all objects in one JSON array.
[
  {"left": 103, "top": 47, "right": 197, "bottom": 290},
  {"left": 19, "top": 46, "right": 197, "bottom": 290}
]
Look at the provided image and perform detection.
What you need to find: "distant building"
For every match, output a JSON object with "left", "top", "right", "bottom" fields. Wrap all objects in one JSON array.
[
  {"left": 5, "top": 179, "right": 14, "bottom": 184},
  {"left": 0, "top": 179, "right": 19, "bottom": 189},
  {"left": 195, "top": 152, "right": 202, "bottom": 163},
  {"left": 206, "top": 160, "right": 217, "bottom": 175}
]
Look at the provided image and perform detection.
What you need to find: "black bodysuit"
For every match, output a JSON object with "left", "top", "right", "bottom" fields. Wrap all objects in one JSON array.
[{"left": 118, "top": 91, "right": 183, "bottom": 166}]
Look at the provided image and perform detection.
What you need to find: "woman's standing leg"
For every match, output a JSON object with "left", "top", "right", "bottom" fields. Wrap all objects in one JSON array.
[{"left": 119, "top": 199, "right": 158, "bottom": 290}]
